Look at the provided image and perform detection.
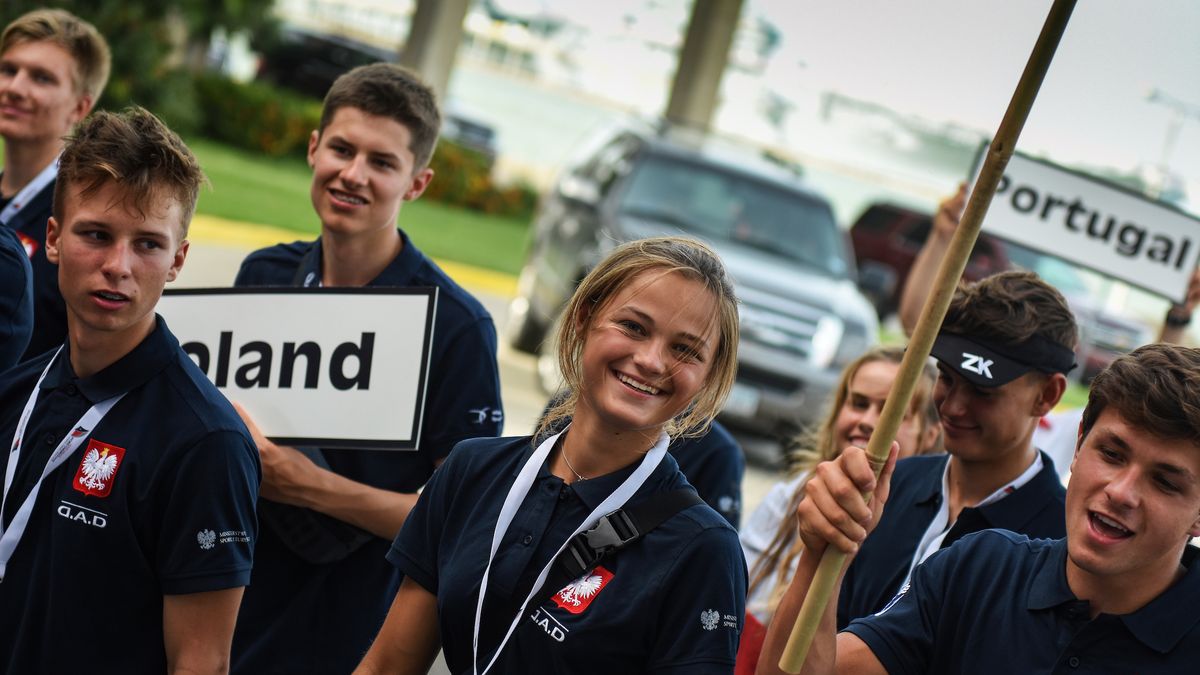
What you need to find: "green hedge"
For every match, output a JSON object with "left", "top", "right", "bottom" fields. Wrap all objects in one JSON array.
[
  {"left": 189, "top": 74, "right": 538, "bottom": 219},
  {"left": 194, "top": 74, "right": 321, "bottom": 158}
]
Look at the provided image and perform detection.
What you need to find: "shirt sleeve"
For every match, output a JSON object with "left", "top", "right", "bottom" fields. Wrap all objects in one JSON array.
[
  {"left": 154, "top": 429, "right": 261, "bottom": 595},
  {"left": 420, "top": 319, "right": 505, "bottom": 462},
  {"left": 387, "top": 441, "right": 467, "bottom": 594},
  {"left": 646, "top": 521, "right": 747, "bottom": 672},
  {"left": 0, "top": 229, "right": 33, "bottom": 370},
  {"left": 679, "top": 432, "right": 745, "bottom": 529},
  {"left": 842, "top": 542, "right": 952, "bottom": 675}
]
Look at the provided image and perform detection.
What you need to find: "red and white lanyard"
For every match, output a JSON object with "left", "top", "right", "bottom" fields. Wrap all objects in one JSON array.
[
  {"left": 471, "top": 428, "right": 669, "bottom": 675},
  {"left": 0, "top": 159, "right": 58, "bottom": 227},
  {"left": 0, "top": 348, "right": 126, "bottom": 582}
]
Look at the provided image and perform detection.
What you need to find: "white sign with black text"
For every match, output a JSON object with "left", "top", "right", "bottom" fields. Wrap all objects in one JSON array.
[
  {"left": 969, "top": 145, "right": 1200, "bottom": 302},
  {"left": 158, "top": 288, "right": 437, "bottom": 450}
]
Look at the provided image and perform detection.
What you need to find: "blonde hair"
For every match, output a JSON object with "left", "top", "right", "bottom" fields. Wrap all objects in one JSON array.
[
  {"left": 536, "top": 237, "right": 739, "bottom": 440},
  {"left": 747, "top": 346, "right": 940, "bottom": 614},
  {"left": 2, "top": 9, "right": 111, "bottom": 99}
]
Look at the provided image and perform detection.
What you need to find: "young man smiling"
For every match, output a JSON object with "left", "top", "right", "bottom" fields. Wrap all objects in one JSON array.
[
  {"left": 0, "top": 108, "right": 260, "bottom": 674},
  {"left": 758, "top": 343, "right": 1200, "bottom": 674},
  {"left": 230, "top": 63, "right": 504, "bottom": 673},
  {"left": 0, "top": 9, "right": 110, "bottom": 359},
  {"left": 831, "top": 270, "right": 1077, "bottom": 629}
]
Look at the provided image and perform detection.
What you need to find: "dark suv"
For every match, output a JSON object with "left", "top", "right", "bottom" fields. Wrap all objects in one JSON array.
[{"left": 506, "top": 121, "right": 879, "bottom": 436}]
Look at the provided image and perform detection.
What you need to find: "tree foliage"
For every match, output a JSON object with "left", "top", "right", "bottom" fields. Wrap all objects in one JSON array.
[{"left": 0, "top": 0, "right": 275, "bottom": 129}]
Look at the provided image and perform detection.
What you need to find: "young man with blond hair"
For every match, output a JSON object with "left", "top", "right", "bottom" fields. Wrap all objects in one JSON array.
[
  {"left": 0, "top": 8, "right": 110, "bottom": 360},
  {"left": 0, "top": 108, "right": 260, "bottom": 674}
]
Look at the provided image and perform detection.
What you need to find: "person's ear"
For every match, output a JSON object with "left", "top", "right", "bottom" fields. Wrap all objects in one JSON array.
[
  {"left": 307, "top": 130, "right": 320, "bottom": 168},
  {"left": 403, "top": 168, "right": 434, "bottom": 201},
  {"left": 165, "top": 239, "right": 189, "bottom": 283},
  {"left": 45, "top": 217, "right": 61, "bottom": 264},
  {"left": 1031, "top": 372, "right": 1067, "bottom": 416},
  {"left": 70, "top": 93, "right": 94, "bottom": 126}
]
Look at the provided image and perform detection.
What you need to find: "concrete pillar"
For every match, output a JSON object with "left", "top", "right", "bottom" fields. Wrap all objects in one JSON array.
[
  {"left": 664, "top": 0, "right": 746, "bottom": 132},
  {"left": 399, "top": 0, "right": 471, "bottom": 103}
]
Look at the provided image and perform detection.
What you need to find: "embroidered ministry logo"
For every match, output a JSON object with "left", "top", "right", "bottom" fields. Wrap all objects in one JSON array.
[
  {"left": 197, "top": 529, "right": 217, "bottom": 550},
  {"left": 72, "top": 440, "right": 126, "bottom": 498},
  {"left": 700, "top": 609, "right": 720, "bottom": 631}
]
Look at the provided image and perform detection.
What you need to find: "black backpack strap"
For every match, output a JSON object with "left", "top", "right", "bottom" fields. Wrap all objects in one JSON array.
[{"left": 537, "top": 488, "right": 704, "bottom": 606}]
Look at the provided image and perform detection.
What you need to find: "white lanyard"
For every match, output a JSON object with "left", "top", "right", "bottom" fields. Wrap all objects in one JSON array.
[
  {"left": 471, "top": 428, "right": 670, "bottom": 675},
  {"left": 0, "top": 348, "right": 126, "bottom": 582},
  {"left": 0, "top": 159, "right": 58, "bottom": 226}
]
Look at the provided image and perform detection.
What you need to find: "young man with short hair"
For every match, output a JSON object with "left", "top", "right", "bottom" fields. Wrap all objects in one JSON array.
[
  {"left": 0, "top": 9, "right": 110, "bottom": 359},
  {"left": 827, "top": 270, "right": 1076, "bottom": 628},
  {"left": 231, "top": 63, "right": 504, "bottom": 673},
  {"left": 0, "top": 108, "right": 260, "bottom": 674},
  {"left": 759, "top": 343, "right": 1200, "bottom": 673}
]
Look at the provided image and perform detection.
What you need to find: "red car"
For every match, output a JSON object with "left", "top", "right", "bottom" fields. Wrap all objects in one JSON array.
[{"left": 850, "top": 202, "right": 1010, "bottom": 318}]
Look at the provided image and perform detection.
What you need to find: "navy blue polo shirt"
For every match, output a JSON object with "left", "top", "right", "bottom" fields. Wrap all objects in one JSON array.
[
  {"left": 837, "top": 451, "right": 1065, "bottom": 628},
  {"left": 0, "top": 316, "right": 260, "bottom": 674},
  {"left": 845, "top": 531, "right": 1200, "bottom": 674},
  {"left": 674, "top": 421, "right": 744, "bottom": 528},
  {"left": 0, "top": 225, "right": 33, "bottom": 370},
  {"left": 391, "top": 435, "right": 746, "bottom": 674},
  {"left": 230, "top": 230, "right": 504, "bottom": 674},
  {"left": 0, "top": 177, "right": 67, "bottom": 360}
]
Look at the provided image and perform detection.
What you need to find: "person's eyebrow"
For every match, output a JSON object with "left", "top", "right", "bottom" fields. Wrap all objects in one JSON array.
[{"left": 626, "top": 306, "right": 710, "bottom": 349}]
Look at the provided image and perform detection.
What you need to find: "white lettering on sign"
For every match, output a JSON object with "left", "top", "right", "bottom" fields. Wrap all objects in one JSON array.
[{"left": 969, "top": 145, "right": 1200, "bottom": 302}]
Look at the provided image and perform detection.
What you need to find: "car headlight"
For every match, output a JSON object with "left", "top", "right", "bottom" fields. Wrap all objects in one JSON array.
[{"left": 810, "top": 316, "right": 845, "bottom": 368}]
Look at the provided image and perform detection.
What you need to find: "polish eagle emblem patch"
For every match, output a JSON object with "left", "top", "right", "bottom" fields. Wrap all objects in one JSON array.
[
  {"left": 552, "top": 565, "right": 614, "bottom": 615},
  {"left": 72, "top": 440, "right": 126, "bottom": 498}
]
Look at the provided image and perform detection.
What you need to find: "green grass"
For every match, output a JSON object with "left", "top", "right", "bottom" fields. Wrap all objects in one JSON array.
[
  {"left": 187, "top": 137, "right": 531, "bottom": 276},
  {"left": 1059, "top": 382, "right": 1090, "bottom": 410}
]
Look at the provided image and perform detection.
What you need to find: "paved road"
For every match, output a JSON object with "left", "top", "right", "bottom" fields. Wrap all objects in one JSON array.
[{"left": 179, "top": 237, "right": 786, "bottom": 672}]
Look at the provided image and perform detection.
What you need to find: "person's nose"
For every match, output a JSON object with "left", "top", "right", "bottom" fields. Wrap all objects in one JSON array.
[
  {"left": 1102, "top": 466, "right": 1141, "bottom": 511},
  {"left": 339, "top": 153, "right": 368, "bottom": 188},
  {"left": 100, "top": 241, "right": 134, "bottom": 280}
]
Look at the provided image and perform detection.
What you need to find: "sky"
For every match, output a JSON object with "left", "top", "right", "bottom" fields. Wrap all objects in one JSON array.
[{"left": 754, "top": 0, "right": 1200, "bottom": 207}]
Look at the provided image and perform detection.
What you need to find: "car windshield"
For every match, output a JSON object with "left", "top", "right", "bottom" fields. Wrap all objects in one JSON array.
[{"left": 617, "top": 154, "right": 847, "bottom": 277}]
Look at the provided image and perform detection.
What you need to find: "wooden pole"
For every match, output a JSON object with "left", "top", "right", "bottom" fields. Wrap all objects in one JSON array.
[{"left": 778, "top": 0, "right": 1078, "bottom": 671}]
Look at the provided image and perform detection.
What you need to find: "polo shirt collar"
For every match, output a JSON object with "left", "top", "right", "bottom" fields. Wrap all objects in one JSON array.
[
  {"left": 40, "top": 315, "right": 178, "bottom": 401},
  {"left": 1026, "top": 537, "right": 1074, "bottom": 610},
  {"left": 1027, "top": 539, "right": 1200, "bottom": 653},
  {"left": 913, "top": 454, "right": 949, "bottom": 506},
  {"left": 307, "top": 230, "right": 424, "bottom": 288},
  {"left": 1118, "top": 545, "right": 1200, "bottom": 653},
  {"left": 973, "top": 451, "right": 1063, "bottom": 527},
  {"left": 512, "top": 431, "right": 677, "bottom": 511}
]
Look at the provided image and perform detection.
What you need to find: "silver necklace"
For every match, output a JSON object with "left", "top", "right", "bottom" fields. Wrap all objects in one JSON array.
[{"left": 559, "top": 439, "right": 588, "bottom": 482}]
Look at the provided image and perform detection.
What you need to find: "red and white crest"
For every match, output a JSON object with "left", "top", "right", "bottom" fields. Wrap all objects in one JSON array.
[
  {"left": 552, "top": 565, "right": 614, "bottom": 615},
  {"left": 72, "top": 440, "right": 126, "bottom": 498}
]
